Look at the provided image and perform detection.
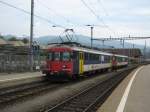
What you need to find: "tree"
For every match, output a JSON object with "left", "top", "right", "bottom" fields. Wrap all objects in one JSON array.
[
  {"left": 8, "top": 37, "right": 18, "bottom": 41},
  {"left": 22, "top": 38, "right": 29, "bottom": 44},
  {"left": 0, "top": 34, "right": 4, "bottom": 39}
]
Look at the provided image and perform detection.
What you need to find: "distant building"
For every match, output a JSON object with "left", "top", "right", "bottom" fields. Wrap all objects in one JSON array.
[
  {"left": 0, "top": 38, "right": 9, "bottom": 46},
  {"left": 99, "top": 48, "right": 142, "bottom": 58},
  {"left": 8, "top": 40, "right": 26, "bottom": 47}
]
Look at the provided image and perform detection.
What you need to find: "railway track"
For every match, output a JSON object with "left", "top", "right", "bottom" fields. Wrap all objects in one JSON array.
[
  {"left": 0, "top": 73, "right": 102, "bottom": 106},
  {"left": 0, "top": 72, "right": 106, "bottom": 106},
  {"left": 45, "top": 67, "right": 134, "bottom": 112},
  {"left": 0, "top": 80, "right": 60, "bottom": 105}
]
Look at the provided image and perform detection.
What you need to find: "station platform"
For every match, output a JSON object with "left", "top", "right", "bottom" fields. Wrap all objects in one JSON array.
[
  {"left": 97, "top": 64, "right": 150, "bottom": 112},
  {"left": 0, "top": 72, "right": 45, "bottom": 89}
]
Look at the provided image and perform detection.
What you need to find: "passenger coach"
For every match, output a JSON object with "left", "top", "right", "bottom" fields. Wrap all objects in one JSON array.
[{"left": 42, "top": 44, "right": 128, "bottom": 79}]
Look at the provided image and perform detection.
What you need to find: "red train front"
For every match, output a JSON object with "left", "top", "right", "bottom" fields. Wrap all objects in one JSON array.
[{"left": 42, "top": 46, "right": 73, "bottom": 79}]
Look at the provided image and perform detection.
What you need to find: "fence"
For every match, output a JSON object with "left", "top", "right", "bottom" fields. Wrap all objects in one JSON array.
[{"left": 0, "top": 46, "right": 46, "bottom": 73}]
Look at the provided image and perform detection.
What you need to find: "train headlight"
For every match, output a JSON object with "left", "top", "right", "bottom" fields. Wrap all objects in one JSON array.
[{"left": 62, "top": 65, "right": 67, "bottom": 68}]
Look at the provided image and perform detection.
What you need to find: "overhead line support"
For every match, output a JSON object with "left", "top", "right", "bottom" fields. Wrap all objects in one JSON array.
[{"left": 30, "top": 0, "right": 34, "bottom": 71}]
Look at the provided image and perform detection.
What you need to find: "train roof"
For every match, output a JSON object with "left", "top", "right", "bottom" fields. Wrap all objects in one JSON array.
[
  {"left": 47, "top": 43, "right": 128, "bottom": 58},
  {"left": 72, "top": 46, "right": 113, "bottom": 56},
  {"left": 114, "top": 54, "right": 128, "bottom": 58},
  {"left": 72, "top": 46, "right": 128, "bottom": 58}
]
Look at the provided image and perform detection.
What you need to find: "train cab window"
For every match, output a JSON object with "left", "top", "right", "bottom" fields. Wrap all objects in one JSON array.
[
  {"left": 47, "top": 52, "right": 53, "bottom": 60},
  {"left": 54, "top": 52, "right": 60, "bottom": 61},
  {"left": 62, "top": 52, "right": 70, "bottom": 61}
]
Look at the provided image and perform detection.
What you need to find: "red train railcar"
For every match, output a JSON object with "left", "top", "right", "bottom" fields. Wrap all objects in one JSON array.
[
  {"left": 42, "top": 46, "right": 74, "bottom": 79},
  {"left": 42, "top": 44, "right": 129, "bottom": 80}
]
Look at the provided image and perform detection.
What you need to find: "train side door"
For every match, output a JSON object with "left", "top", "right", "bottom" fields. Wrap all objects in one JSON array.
[{"left": 79, "top": 52, "right": 84, "bottom": 74}]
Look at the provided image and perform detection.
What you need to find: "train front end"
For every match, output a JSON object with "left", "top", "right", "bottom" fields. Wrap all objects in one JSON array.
[{"left": 42, "top": 47, "right": 73, "bottom": 79}]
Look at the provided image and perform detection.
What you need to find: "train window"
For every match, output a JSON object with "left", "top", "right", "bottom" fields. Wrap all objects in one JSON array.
[
  {"left": 99, "top": 55, "right": 101, "bottom": 61},
  {"left": 117, "top": 57, "right": 120, "bottom": 62},
  {"left": 95, "top": 54, "right": 99, "bottom": 61},
  {"left": 103, "top": 55, "right": 111, "bottom": 63},
  {"left": 90, "top": 53, "right": 94, "bottom": 60},
  {"left": 47, "top": 52, "right": 53, "bottom": 60},
  {"left": 107, "top": 56, "right": 111, "bottom": 63},
  {"left": 87, "top": 53, "right": 100, "bottom": 61},
  {"left": 54, "top": 52, "right": 60, "bottom": 61},
  {"left": 84, "top": 52, "right": 89, "bottom": 60},
  {"left": 89, "top": 53, "right": 92, "bottom": 60},
  {"left": 120, "top": 57, "right": 122, "bottom": 62},
  {"left": 104, "top": 55, "right": 107, "bottom": 63},
  {"left": 118, "top": 57, "right": 122, "bottom": 62},
  {"left": 122, "top": 58, "right": 125, "bottom": 62},
  {"left": 101, "top": 55, "right": 104, "bottom": 63},
  {"left": 62, "top": 52, "right": 70, "bottom": 61}
]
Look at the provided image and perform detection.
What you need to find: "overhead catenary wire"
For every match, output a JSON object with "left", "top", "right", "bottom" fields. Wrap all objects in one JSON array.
[
  {"left": 80, "top": 0, "right": 119, "bottom": 37},
  {"left": 0, "top": 0, "right": 119, "bottom": 38},
  {"left": 36, "top": 0, "right": 104, "bottom": 38},
  {"left": 80, "top": 0, "right": 107, "bottom": 27},
  {"left": 0, "top": 0, "right": 86, "bottom": 43},
  {"left": 83, "top": 0, "right": 110, "bottom": 28},
  {"left": 97, "top": 0, "right": 109, "bottom": 16},
  {"left": 36, "top": 0, "right": 77, "bottom": 26},
  {"left": 0, "top": 0, "right": 66, "bottom": 29},
  {"left": 85, "top": 0, "right": 108, "bottom": 17},
  {"left": 37, "top": 0, "right": 96, "bottom": 29},
  {"left": 96, "top": 0, "right": 119, "bottom": 37},
  {"left": 0, "top": 0, "right": 111, "bottom": 32}
]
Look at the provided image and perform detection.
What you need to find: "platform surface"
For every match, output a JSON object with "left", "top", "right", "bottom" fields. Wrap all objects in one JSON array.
[
  {"left": 123, "top": 65, "right": 150, "bottom": 112},
  {"left": 97, "top": 65, "right": 150, "bottom": 112},
  {"left": 0, "top": 72, "right": 44, "bottom": 83}
]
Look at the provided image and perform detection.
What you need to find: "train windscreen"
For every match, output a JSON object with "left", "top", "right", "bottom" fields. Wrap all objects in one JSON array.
[{"left": 47, "top": 52, "right": 71, "bottom": 61}]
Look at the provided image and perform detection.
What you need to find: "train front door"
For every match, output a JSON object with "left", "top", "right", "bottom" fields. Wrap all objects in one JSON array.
[{"left": 79, "top": 52, "right": 84, "bottom": 74}]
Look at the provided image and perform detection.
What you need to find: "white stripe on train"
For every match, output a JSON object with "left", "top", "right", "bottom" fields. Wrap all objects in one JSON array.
[{"left": 83, "top": 62, "right": 128, "bottom": 72}]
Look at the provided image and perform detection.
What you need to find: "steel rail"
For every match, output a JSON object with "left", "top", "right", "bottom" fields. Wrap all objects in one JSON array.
[
  {"left": 45, "top": 66, "right": 136, "bottom": 112},
  {"left": 0, "top": 81, "right": 59, "bottom": 104}
]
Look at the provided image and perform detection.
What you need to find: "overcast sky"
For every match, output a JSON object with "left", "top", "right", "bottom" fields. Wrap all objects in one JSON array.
[{"left": 0, "top": 0, "right": 150, "bottom": 46}]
